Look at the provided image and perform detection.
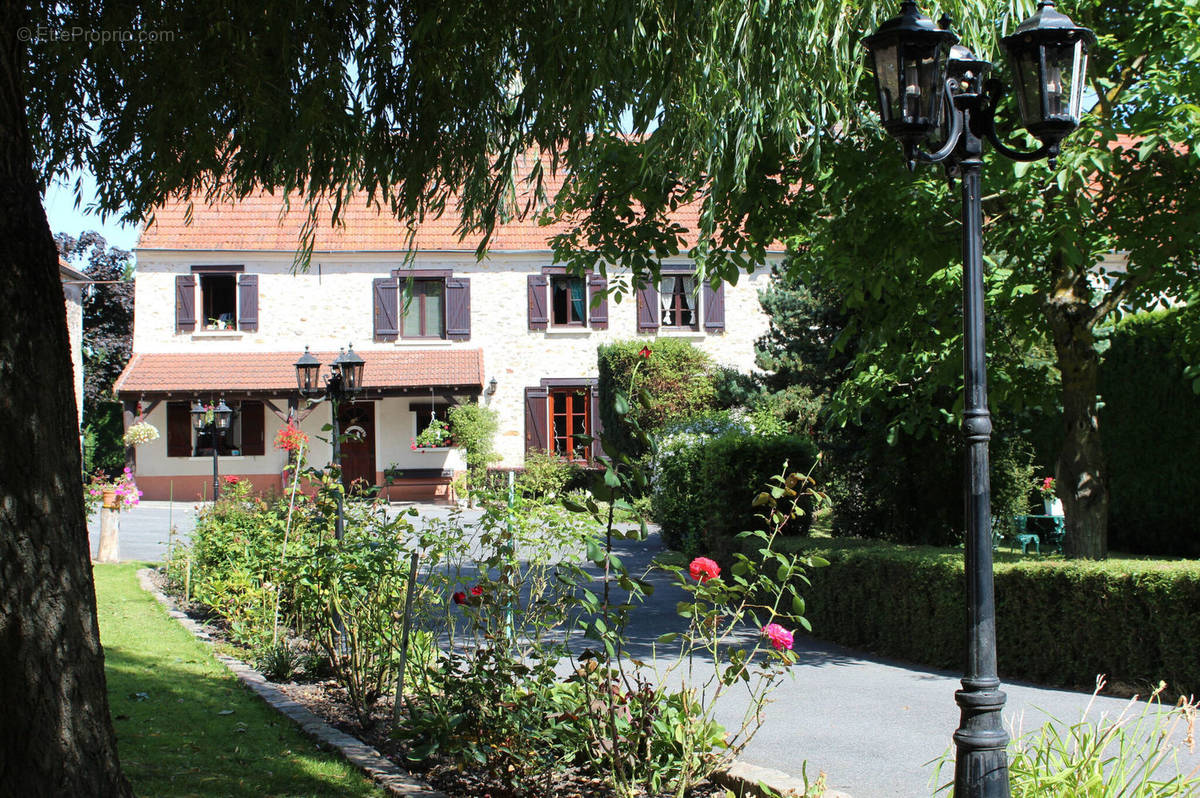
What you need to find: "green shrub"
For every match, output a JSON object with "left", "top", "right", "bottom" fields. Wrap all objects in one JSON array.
[
  {"left": 1097, "top": 308, "right": 1200, "bottom": 556},
  {"left": 781, "top": 538, "right": 1200, "bottom": 695},
  {"left": 598, "top": 338, "right": 717, "bottom": 456},
  {"left": 448, "top": 401, "right": 500, "bottom": 494},
  {"left": 651, "top": 419, "right": 820, "bottom": 558},
  {"left": 516, "top": 449, "right": 580, "bottom": 500}
]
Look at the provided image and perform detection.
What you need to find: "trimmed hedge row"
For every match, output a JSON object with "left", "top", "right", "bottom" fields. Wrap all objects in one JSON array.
[
  {"left": 784, "top": 539, "right": 1200, "bottom": 695},
  {"left": 653, "top": 429, "right": 819, "bottom": 558}
]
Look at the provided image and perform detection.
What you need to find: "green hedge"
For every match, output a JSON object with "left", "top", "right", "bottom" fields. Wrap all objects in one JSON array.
[
  {"left": 1098, "top": 308, "right": 1200, "bottom": 556},
  {"left": 652, "top": 426, "right": 820, "bottom": 558},
  {"left": 786, "top": 538, "right": 1200, "bottom": 695}
]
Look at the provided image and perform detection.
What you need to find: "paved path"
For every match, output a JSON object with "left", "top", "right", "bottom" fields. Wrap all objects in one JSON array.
[{"left": 102, "top": 501, "right": 1200, "bottom": 797}]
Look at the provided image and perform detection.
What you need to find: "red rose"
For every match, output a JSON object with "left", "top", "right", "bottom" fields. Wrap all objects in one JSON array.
[
  {"left": 689, "top": 556, "right": 720, "bottom": 582},
  {"left": 470, "top": 585, "right": 484, "bottom": 597},
  {"left": 452, "top": 591, "right": 467, "bottom": 605}
]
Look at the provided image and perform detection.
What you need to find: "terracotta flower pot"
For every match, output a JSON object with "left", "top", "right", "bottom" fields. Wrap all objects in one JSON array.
[{"left": 101, "top": 489, "right": 118, "bottom": 510}]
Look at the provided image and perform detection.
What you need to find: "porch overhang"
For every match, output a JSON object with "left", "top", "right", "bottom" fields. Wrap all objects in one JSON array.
[{"left": 113, "top": 349, "right": 485, "bottom": 400}]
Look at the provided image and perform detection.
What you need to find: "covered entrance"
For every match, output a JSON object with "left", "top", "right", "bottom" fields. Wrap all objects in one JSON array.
[{"left": 338, "top": 400, "right": 376, "bottom": 491}]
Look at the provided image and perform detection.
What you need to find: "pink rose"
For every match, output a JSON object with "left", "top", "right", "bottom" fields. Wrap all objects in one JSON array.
[
  {"left": 688, "top": 556, "right": 720, "bottom": 583},
  {"left": 761, "top": 623, "right": 794, "bottom": 651}
]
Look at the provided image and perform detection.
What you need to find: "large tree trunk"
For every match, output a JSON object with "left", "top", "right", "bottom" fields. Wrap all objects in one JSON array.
[
  {"left": 1044, "top": 294, "right": 1109, "bottom": 560},
  {"left": 0, "top": 9, "right": 133, "bottom": 796}
]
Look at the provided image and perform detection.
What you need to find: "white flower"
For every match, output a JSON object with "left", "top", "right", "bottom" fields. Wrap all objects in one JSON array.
[{"left": 123, "top": 422, "right": 160, "bottom": 446}]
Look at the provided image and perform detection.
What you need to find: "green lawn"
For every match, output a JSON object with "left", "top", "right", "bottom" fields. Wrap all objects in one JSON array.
[{"left": 95, "top": 563, "right": 384, "bottom": 798}]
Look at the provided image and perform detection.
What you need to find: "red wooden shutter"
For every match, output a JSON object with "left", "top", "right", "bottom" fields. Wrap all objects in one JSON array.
[
  {"left": 446, "top": 277, "right": 471, "bottom": 340},
  {"left": 240, "top": 401, "right": 265, "bottom": 456},
  {"left": 636, "top": 281, "right": 659, "bottom": 332},
  {"left": 524, "top": 387, "right": 549, "bottom": 453},
  {"left": 166, "top": 402, "right": 192, "bottom": 457},
  {"left": 373, "top": 277, "right": 399, "bottom": 341},
  {"left": 703, "top": 281, "right": 726, "bottom": 331},
  {"left": 175, "top": 275, "right": 196, "bottom": 333},
  {"left": 588, "top": 274, "right": 609, "bottom": 329},
  {"left": 238, "top": 274, "right": 259, "bottom": 331},
  {"left": 528, "top": 275, "right": 548, "bottom": 330},
  {"left": 589, "top": 383, "right": 604, "bottom": 460}
]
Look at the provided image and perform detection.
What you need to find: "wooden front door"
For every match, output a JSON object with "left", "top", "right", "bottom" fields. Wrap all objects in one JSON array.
[{"left": 337, "top": 401, "right": 376, "bottom": 491}]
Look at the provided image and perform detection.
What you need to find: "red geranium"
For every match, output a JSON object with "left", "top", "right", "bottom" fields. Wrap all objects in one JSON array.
[
  {"left": 273, "top": 422, "right": 309, "bottom": 452},
  {"left": 222, "top": 475, "right": 241, "bottom": 485},
  {"left": 688, "top": 556, "right": 720, "bottom": 582}
]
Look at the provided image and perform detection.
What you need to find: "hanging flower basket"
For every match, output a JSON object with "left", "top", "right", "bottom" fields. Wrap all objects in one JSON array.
[{"left": 122, "top": 422, "right": 160, "bottom": 447}]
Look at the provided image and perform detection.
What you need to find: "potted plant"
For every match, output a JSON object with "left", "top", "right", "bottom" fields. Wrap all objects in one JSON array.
[
  {"left": 84, "top": 468, "right": 142, "bottom": 517},
  {"left": 1036, "top": 476, "right": 1063, "bottom": 516}
]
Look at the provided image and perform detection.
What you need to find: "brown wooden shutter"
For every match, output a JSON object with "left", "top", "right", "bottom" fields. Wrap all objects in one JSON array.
[
  {"left": 175, "top": 275, "right": 196, "bottom": 333},
  {"left": 166, "top": 401, "right": 192, "bottom": 457},
  {"left": 528, "top": 274, "right": 548, "bottom": 330},
  {"left": 636, "top": 281, "right": 660, "bottom": 332},
  {"left": 588, "top": 274, "right": 609, "bottom": 329},
  {"left": 703, "top": 281, "right": 726, "bottom": 331},
  {"left": 238, "top": 274, "right": 259, "bottom": 331},
  {"left": 446, "top": 277, "right": 471, "bottom": 340},
  {"left": 373, "top": 277, "right": 399, "bottom": 340},
  {"left": 240, "top": 401, "right": 265, "bottom": 456},
  {"left": 589, "top": 383, "right": 604, "bottom": 460},
  {"left": 524, "top": 386, "right": 549, "bottom": 453}
]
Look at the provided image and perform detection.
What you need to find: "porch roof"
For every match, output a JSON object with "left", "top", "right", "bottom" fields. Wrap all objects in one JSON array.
[{"left": 114, "top": 349, "right": 485, "bottom": 397}]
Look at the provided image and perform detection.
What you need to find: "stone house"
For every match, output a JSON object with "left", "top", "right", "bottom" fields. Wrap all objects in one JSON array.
[{"left": 115, "top": 186, "right": 784, "bottom": 502}]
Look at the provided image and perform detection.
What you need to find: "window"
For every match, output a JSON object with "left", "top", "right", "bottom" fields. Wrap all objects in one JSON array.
[
  {"left": 376, "top": 273, "right": 470, "bottom": 341},
  {"left": 660, "top": 275, "right": 698, "bottom": 329},
  {"left": 402, "top": 279, "right": 446, "bottom": 338},
  {"left": 200, "top": 274, "right": 238, "bottom": 330},
  {"left": 176, "top": 267, "right": 257, "bottom": 333},
  {"left": 524, "top": 382, "right": 601, "bottom": 461},
  {"left": 550, "top": 388, "right": 590, "bottom": 460},
  {"left": 551, "top": 275, "right": 587, "bottom": 326}
]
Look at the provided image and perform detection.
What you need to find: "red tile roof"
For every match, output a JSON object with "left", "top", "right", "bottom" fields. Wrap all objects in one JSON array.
[
  {"left": 138, "top": 156, "right": 785, "bottom": 253},
  {"left": 114, "top": 349, "right": 484, "bottom": 395}
]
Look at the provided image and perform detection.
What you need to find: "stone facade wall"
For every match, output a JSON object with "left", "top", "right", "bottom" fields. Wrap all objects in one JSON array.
[
  {"left": 62, "top": 281, "right": 84, "bottom": 428},
  {"left": 131, "top": 250, "right": 780, "bottom": 473}
]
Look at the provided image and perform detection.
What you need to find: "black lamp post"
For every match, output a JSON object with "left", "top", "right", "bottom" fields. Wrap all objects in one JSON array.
[
  {"left": 864, "top": 3, "right": 1093, "bottom": 796},
  {"left": 294, "top": 344, "right": 366, "bottom": 540},
  {"left": 191, "top": 398, "right": 233, "bottom": 501}
]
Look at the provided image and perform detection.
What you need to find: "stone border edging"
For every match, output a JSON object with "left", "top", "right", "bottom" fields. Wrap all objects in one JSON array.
[
  {"left": 711, "top": 760, "right": 852, "bottom": 798},
  {"left": 135, "top": 568, "right": 850, "bottom": 798},
  {"left": 135, "top": 568, "right": 447, "bottom": 798}
]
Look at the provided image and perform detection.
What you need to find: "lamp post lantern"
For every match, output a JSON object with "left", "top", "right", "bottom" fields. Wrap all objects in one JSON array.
[
  {"left": 191, "top": 398, "right": 233, "bottom": 501},
  {"left": 294, "top": 344, "right": 366, "bottom": 540},
  {"left": 864, "top": 3, "right": 1093, "bottom": 796}
]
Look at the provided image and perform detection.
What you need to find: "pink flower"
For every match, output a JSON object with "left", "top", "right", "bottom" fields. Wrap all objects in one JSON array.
[
  {"left": 688, "top": 557, "right": 720, "bottom": 583},
  {"left": 761, "top": 623, "right": 794, "bottom": 651},
  {"left": 470, "top": 585, "right": 484, "bottom": 597},
  {"left": 452, "top": 591, "right": 467, "bottom": 605}
]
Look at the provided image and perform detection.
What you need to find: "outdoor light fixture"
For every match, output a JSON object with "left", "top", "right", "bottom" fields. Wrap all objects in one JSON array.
[
  {"left": 1000, "top": 2, "right": 1095, "bottom": 145},
  {"left": 862, "top": 0, "right": 958, "bottom": 149},
  {"left": 190, "top": 398, "right": 234, "bottom": 500},
  {"left": 487, "top": 377, "right": 498, "bottom": 396},
  {"left": 294, "top": 346, "right": 321, "bottom": 396},
  {"left": 293, "top": 344, "right": 367, "bottom": 540},
  {"left": 332, "top": 344, "right": 366, "bottom": 393},
  {"left": 864, "top": 3, "right": 1093, "bottom": 796}
]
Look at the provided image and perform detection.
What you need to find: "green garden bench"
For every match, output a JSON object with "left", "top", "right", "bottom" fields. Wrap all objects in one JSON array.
[
  {"left": 992, "top": 516, "right": 1040, "bottom": 555},
  {"left": 1014, "top": 514, "right": 1065, "bottom": 554}
]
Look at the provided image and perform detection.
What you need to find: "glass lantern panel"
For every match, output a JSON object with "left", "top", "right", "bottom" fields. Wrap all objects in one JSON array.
[
  {"left": 1011, "top": 46, "right": 1043, "bottom": 129},
  {"left": 900, "top": 41, "right": 945, "bottom": 126},
  {"left": 872, "top": 43, "right": 900, "bottom": 123}
]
